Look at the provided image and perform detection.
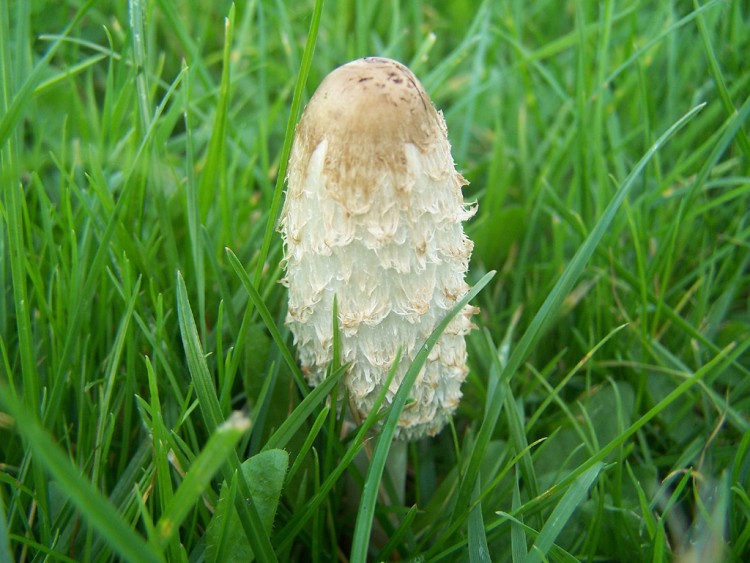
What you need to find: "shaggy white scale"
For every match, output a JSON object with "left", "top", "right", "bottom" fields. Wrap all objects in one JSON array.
[{"left": 280, "top": 57, "right": 477, "bottom": 440}]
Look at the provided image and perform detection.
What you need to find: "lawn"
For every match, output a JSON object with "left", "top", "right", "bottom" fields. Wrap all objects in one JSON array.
[{"left": 1, "top": 0, "right": 749, "bottom": 561}]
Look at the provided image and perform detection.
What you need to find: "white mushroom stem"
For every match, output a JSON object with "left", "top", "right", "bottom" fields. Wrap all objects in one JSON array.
[{"left": 280, "top": 57, "right": 478, "bottom": 442}]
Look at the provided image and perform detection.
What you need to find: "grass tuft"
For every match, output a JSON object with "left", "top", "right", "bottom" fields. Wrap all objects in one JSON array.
[{"left": 2, "top": 0, "right": 749, "bottom": 560}]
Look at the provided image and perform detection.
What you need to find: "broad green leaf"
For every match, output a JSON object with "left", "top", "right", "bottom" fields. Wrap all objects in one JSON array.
[{"left": 205, "top": 449, "right": 289, "bottom": 562}]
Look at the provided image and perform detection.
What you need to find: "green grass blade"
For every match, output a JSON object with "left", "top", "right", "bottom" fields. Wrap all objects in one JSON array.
[
  {"left": 198, "top": 4, "right": 232, "bottom": 229},
  {"left": 498, "top": 103, "right": 705, "bottom": 399},
  {"left": 175, "top": 271, "right": 278, "bottom": 562},
  {"left": 453, "top": 326, "right": 514, "bottom": 523},
  {"left": 43, "top": 63, "right": 187, "bottom": 428},
  {"left": 285, "top": 405, "right": 330, "bottom": 483},
  {"left": 684, "top": 89, "right": 750, "bottom": 212},
  {"left": 153, "top": 0, "right": 212, "bottom": 88},
  {"left": 252, "top": 0, "right": 323, "bottom": 288},
  {"left": 494, "top": 513, "right": 579, "bottom": 563},
  {"left": 128, "top": 0, "right": 150, "bottom": 131},
  {"left": 143, "top": 357, "right": 177, "bottom": 556},
  {"left": 273, "top": 348, "right": 405, "bottom": 552},
  {"left": 273, "top": 431, "right": 368, "bottom": 552},
  {"left": 0, "top": 494, "right": 11, "bottom": 563},
  {"left": 625, "top": 462, "right": 657, "bottom": 540},
  {"left": 176, "top": 271, "right": 225, "bottom": 431},
  {"left": 374, "top": 504, "right": 419, "bottom": 562},
  {"left": 504, "top": 381, "right": 540, "bottom": 527},
  {"left": 0, "top": 0, "right": 96, "bottom": 149},
  {"left": 183, "top": 57, "right": 205, "bottom": 340},
  {"left": 33, "top": 53, "right": 108, "bottom": 95},
  {"left": 350, "top": 270, "right": 496, "bottom": 562},
  {"left": 225, "top": 247, "right": 307, "bottom": 391},
  {"left": 263, "top": 366, "right": 343, "bottom": 452},
  {"left": 511, "top": 465, "right": 528, "bottom": 562},
  {"left": 450, "top": 101, "right": 703, "bottom": 556},
  {"left": 92, "top": 275, "right": 141, "bottom": 483},
  {"left": 0, "top": 385, "right": 163, "bottom": 563},
  {"left": 523, "top": 338, "right": 748, "bottom": 516},
  {"left": 694, "top": 0, "right": 750, "bottom": 159},
  {"left": 439, "top": 101, "right": 704, "bottom": 557},
  {"left": 4, "top": 181, "right": 38, "bottom": 412},
  {"left": 468, "top": 476, "right": 492, "bottom": 563},
  {"left": 525, "top": 462, "right": 604, "bottom": 563},
  {"left": 600, "top": 0, "right": 721, "bottom": 90},
  {"left": 154, "top": 412, "right": 251, "bottom": 550}
]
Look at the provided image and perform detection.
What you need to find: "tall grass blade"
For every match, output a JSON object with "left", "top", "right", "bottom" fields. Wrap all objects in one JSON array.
[
  {"left": 524, "top": 462, "right": 604, "bottom": 563},
  {"left": 511, "top": 465, "right": 528, "bottom": 562},
  {"left": 498, "top": 102, "right": 704, "bottom": 394},
  {"left": 0, "top": 386, "right": 163, "bottom": 563},
  {"left": 468, "top": 477, "right": 492, "bottom": 563},
  {"left": 155, "top": 412, "right": 251, "bottom": 550},
  {"left": 226, "top": 247, "right": 307, "bottom": 391},
  {"left": 263, "top": 366, "right": 344, "bottom": 452},
  {"left": 273, "top": 349, "right": 404, "bottom": 552},
  {"left": 350, "top": 270, "right": 495, "bottom": 562},
  {"left": 198, "top": 5, "right": 233, "bottom": 225},
  {"left": 694, "top": 0, "right": 750, "bottom": 159},
  {"left": 0, "top": 495, "right": 12, "bottom": 563},
  {"left": 175, "top": 272, "right": 278, "bottom": 562},
  {"left": 253, "top": 0, "right": 323, "bottom": 288},
  {"left": 0, "top": 0, "right": 97, "bottom": 148},
  {"left": 176, "top": 271, "right": 225, "bottom": 430},
  {"left": 522, "top": 338, "right": 748, "bottom": 516},
  {"left": 447, "top": 101, "right": 704, "bottom": 550}
]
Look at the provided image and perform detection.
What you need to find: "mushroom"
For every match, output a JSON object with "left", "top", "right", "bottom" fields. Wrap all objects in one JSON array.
[{"left": 279, "top": 57, "right": 477, "bottom": 441}]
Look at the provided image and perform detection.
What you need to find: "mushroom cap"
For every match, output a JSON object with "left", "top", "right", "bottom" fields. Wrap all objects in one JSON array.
[
  {"left": 297, "top": 57, "right": 440, "bottom": 148},
  {"left": 288, "top": 57, "right": 448, "bottom": 209}
]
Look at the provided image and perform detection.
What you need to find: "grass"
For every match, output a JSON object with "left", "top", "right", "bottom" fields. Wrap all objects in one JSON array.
[{"left": 1, "top": 0, "right": 749, "bottom": 561}]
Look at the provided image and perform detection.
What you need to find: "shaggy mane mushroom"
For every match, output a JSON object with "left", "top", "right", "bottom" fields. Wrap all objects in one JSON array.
[{"left": 280, "top": 56, "right": 477, "bottom": 441}]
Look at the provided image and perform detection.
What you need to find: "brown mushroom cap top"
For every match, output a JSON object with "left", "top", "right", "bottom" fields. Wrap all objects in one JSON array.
[
  {"left": 288, "top": 57, "right": 449, "bottom": 207},
  {"left": 298, "top": 57, "right": 440, "bottom": 148}
]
